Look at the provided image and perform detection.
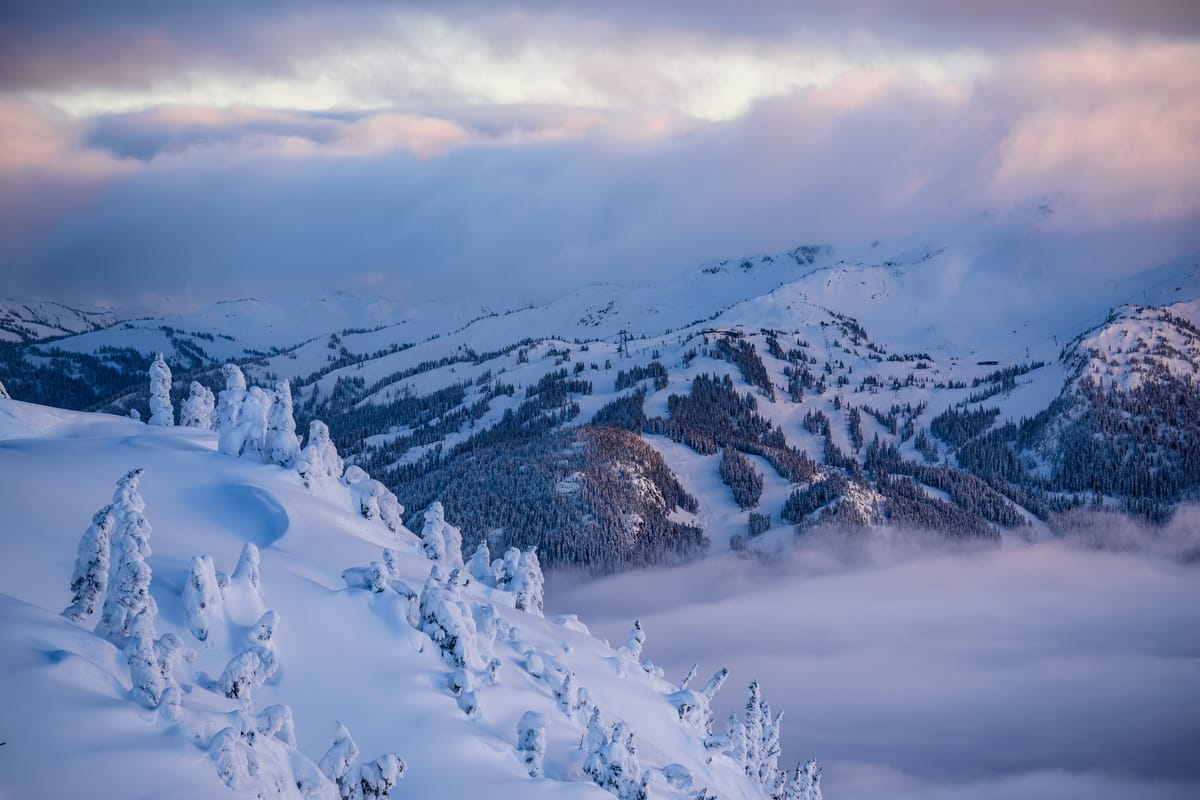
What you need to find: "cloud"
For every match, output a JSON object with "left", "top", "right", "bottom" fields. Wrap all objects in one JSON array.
[
  {"left": 546, "top": 527, "right": 1200, "bottom": 799},
  {"left": 0, "top": 29, "right": 1197, "bottom": 310}
]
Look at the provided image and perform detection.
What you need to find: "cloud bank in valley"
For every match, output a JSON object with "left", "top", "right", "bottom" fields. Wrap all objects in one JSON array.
[
  {"left": 547, "top": 520, "right": 1200, "bottom": 800},
  {"left": 0, "top": 1, "right": 1198, "bottom": 310}
]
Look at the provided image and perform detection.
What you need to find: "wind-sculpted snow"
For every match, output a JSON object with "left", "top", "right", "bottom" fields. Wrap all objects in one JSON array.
[
  {"left": 181, "top": 483, "right": 290, "bottom": 548},
  {"left": 0, "top": 399, "right": 809, "bottom": 799}
]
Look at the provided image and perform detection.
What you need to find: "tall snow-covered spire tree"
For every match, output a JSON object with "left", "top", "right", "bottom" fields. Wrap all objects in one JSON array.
[
  {"left": 420, "top": 502, "right": 464, "bottom": 568},
  {"left": 237, "top": 386, "right": 271, "bottom": 461},
  {"left": 216, "top": 364, "right": 248, "bottom": 455},
  {"left": 97, "top": 468, "right": 157, "bottom": 639},
  {"left": 180, "top": 381, "right": 215, "bottom": 429},
  {"left": 148, "top": 353, "right": 174, "bottom": 426},
  {"left": 265, "top": 380, "right": 300, "bottom": 467},
  {"left": 63, "top": 504, "right": 115, "bottom": 622},
  {"left": 296, "top": 420, "right": 344, "bottom": 487}
]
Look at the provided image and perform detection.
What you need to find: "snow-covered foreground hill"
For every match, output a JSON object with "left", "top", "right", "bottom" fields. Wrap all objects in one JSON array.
[{"left": 0, "top": 398, "right": 813, "bottom": 800}]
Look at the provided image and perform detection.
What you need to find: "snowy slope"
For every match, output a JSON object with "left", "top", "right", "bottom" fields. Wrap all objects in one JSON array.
[
  {"left": 0, "top": 299, "right": 121, "bottom": 343},
  {"left": 0, "top": 397, "right": 802, "bottom": 800}
]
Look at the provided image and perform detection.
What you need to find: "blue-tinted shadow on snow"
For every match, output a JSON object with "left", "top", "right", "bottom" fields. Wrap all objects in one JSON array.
[{"left": 179, "top": 483, "right": 289, "bottom": 548}]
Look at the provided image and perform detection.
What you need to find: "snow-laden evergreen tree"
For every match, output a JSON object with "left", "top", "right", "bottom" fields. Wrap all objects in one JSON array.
[
  {"left": 669, "top": 666, "right": 728, "bottom": 736},
  {"left": 252, "top": 610, "right": 280, "bottom": 644},
  {"left": 215, "top": 364, "right": 247, "bottom": 453},
  {"left": 781, "top": 759, "right": 822, "bottom": 800},
  {"left": 63, "top": 504, "right": 115, "bottom": 622},
  {"left": 517, "top": 711, "right": 548, "bottom": 778},
  {"left": 468, "top": 541, "right": 495, "bottom": 586},
  {"left": 420, "top": 501, "right": 464, "bottom": 567},
  {"left": 583, "top": 714, "right": 649, "bottom": 800},
  {"left": 148, "top": 353, "right": 174, "bottom": 426},
  {"left": 97, "top": 468, "right": 157, "bottom": 639},
  {"left": 265, "top": 380, "right": 300, "bottom": 467},
  {"left": 218, "top": 646, "right": 278, "bottom": 708},
  {"left": 180, "top": 381, "right": 215, "bottom": 429},
  {"left": 555, "top": 672, "right": 574, "bottom": 716},
  {"left": 183, "top": 554, "right": 224, "bottom": 641},
  {"left": 417, "top": 570, "right": 481, "bottom": 669},
  {"left": 319, "top": 722, "right": 405, "bottom": 800},
  {"left": 725, "top": 712, "right": 747, "bottom": 769},
  {"left": 127, "top": 613, "right": 186, "bottom": 709},
  {"left": 233, "top": 541, "right": 261, "bottom": 590},
  {"left": 237, "top": 385, "right": 271, "bottom": 461},
  {"left": 344, "top": 466, "right": 405, "bottom": 533},
  {"left": 723, "top": 680, "right": 784, "bottom": 791},
  {"left": 0, "top": 379, "right": 10, "bottom": 399},
  {"left": 297, "top": 420, "right": 344, "bottom": 487},
  {"left": 622, "top": 620, "right": 645, "bottom": 660},
  {"left": 499, "top": 547, "right": 543, "bottom": 615}
]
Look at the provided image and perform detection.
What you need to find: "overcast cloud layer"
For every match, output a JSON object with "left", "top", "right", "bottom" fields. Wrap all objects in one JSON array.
[
  {"left": 547, "top": 520, "right": 1200, "bottom": 800},
  {"left": 1, "top": 1, "right": 1198, "bottom": 310}
]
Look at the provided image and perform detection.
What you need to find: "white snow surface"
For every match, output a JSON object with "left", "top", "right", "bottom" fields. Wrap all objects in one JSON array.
[
  {"left": 0, "top": 299, "right": 121, "bottom": 343},
  {"left": 0, "top": 398, "right": 778, "bottom": 800}
]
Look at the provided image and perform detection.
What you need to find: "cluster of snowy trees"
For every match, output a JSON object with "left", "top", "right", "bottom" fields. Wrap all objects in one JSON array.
[
  {"left": 720, "top": 446, "right": 764, "bottom": 510},
  {"left": 614, "top": 360, "right": 669, "bottom": 392},
  {"left": 713, "top": 335, "right": 775, "bottom": 400},
  {"left": 394, "top": 425, "right": 706, "bottom": 574},
  {"left": 61, "top": 467, "right": 410, "bottom": 799}
]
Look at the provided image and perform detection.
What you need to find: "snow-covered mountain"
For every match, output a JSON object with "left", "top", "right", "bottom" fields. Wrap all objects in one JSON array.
[
  {"left": 0, "top": 396, "right": 815, "bottom": 799},
  {"left": 3, "top": 239, "right": 1199, "bottom": 571},
  {"left": 0, "top": 299, "right": 122, "bottom": 343}
]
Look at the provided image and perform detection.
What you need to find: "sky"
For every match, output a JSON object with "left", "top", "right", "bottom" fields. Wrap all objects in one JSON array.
[{"left": 2, "top": 1, "right": 1199, "bottom": 311}]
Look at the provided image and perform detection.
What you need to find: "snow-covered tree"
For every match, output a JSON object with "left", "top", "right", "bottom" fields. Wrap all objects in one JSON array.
[
  {"left": 218, "top": 646, "right": 278, "bottom": 708},
  {"left": 622, "top": 620, "right": 645, "bottom": 661},
  {"left": 509, "top": 548, "right": 544, "bottom": 616},
  {"left": 233, "top": 541, "right": 261, "bottom": 590},
  {"left": 669, "top": 666, "right": 728, "bottom": 736},
  {"left": 97, "top": 468, "right": 156, "bottom": 639},
  {"left": 127, "top": 614, "right": 185, "bottom": 709},
  {"left": 319, "top": 722, "right": 405, "bottom": 800},
  {"left": 180, "top": 381, "right": 216, "bottom": 429},
  {"left": 265, "top": 380, "right": 300, "bottom": 467},
  {"left": 724, "top": 680, "right": 783, "bottom": 791},
  {"left": 0, "top": 379, "right": 10, "bottom": 399},
  {"left": 583, "top": 715, "right": 649, "bottom": 800},
  {"left": 214, "top": 364, "right": 246, "bottom": 430},
  {"left": 345, "top": 467, "right": 404, "bottom": 533},
  {"left": 252, "top": 610, "right": 280, "bottom": 644},
  {"left": 237, "top": 386, "right": 271, "bottom": 461},
  {"left": 148, "top": 353, "right": 174, "bottom": 426},
  {"left": 517, "top": 711, "right": 548, "bottom": 778},
  {"left": 417, "top": 571, "right": 480, "bottom": 669},
  {"left": 63, "top": 504, "right": 115, "bottom": 622},
  {"left": 297, "top": 420, "right": 344, "bottom": 487},
  {"left": 420, "top": 502, "right": 464, "bottom": 567},
  {"left": 319, "top": 723, "right": 359, "bottom": 790},
  {"left": 468, "top": 541, "right": 495, "bottom": 586},
  {"left": 782, "top": 759, "right": 822, "bottom": 800},
  {"left": 555, "top": 672, "right": 574, "bottom": 716},
  {"left": 183, "top": 554, "right": 224, "bottom": 642}
]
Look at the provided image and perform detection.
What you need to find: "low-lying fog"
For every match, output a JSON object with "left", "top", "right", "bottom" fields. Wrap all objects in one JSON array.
[{"left": 547, "top": 514, "right": 1200, "bottom": 800}]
